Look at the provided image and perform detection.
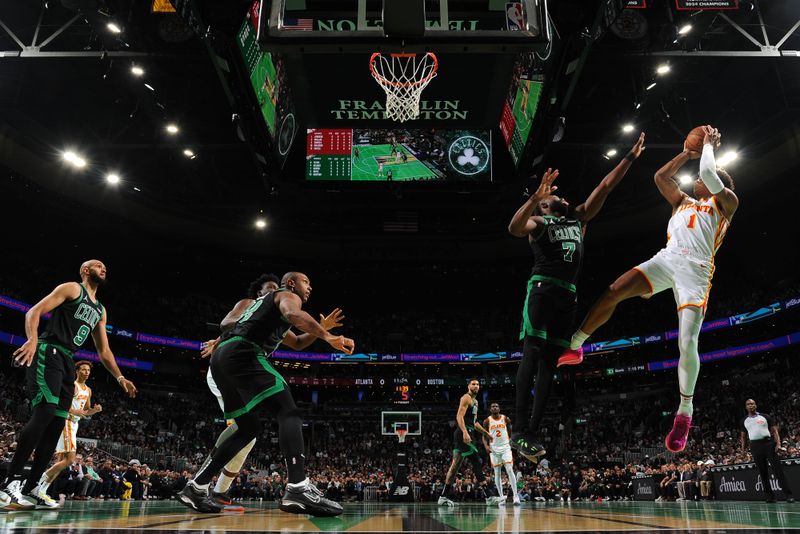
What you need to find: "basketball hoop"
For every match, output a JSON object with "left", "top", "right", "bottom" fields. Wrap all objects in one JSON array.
[
  {"left": 395, "top": 428, "right": 408, "bottom": 443},
  {"left": 369, "top": 52, "right": 438, "bottom": 123}
]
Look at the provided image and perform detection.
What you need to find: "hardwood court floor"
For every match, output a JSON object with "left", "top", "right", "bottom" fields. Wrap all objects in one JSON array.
[{"left": 2, "top": 500, "right": 799, "bottom": 533}]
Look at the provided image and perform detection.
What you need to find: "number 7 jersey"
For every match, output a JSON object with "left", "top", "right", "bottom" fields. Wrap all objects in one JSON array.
[
  {"left": 528, "top": 215, "right": 583, "bottom": 287},
  {"left": 666, "top": 196, "right": 730, "bottom": 262}
]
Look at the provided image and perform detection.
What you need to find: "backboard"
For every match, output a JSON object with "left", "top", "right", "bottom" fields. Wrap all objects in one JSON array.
[{"left": 258, "top": 0, "right": 551, "bottom": 54}]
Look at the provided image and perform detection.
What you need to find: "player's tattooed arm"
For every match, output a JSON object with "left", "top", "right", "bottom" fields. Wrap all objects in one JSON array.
[
  {"left": 292, "top": 308, "right": 346, "bottom": 350},
  {"left": 13, "top": 282, "right": 81, "bottom": 367},
  {"left": 220, "top": 298, "right": 255, "bottom": 332},
  {"left": 482, "top": 418, "right": 492, "bottom": 451},
  {"left": 508, "top": 168, "right": 558, "bottom": 237},
  {"left": 575, "top": 132, "right": 645, "bottom": 223},
  {"left": 277, "top": 292, "right": 354, "bottom": 355},
  {"left": 92, "top": 309, "right": 137, "bottom": 398},
  {"left": 456, "top": 394, "right": 472, "bottom": 444}
]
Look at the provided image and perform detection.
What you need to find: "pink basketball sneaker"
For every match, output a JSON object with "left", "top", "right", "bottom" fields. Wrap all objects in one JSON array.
[
  {"left": 557, "top": 347, "right": 584, "bottom": 367},
  {"left": 665, "top": 414, "right": 692, "bottom": 452}
]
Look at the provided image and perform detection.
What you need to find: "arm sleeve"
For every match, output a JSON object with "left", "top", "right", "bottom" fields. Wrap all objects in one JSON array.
[{"left": 699, "top": 144, "right": 725, "bottom": 195}]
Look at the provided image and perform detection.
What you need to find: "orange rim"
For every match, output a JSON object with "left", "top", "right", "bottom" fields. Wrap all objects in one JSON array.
[{"left": 369, "top": 52, "right": 438, "bottom": 88}]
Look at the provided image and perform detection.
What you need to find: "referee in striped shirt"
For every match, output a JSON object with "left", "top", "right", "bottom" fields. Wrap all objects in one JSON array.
[{"left": 740, "top": 399, "right": 795, "bottom": 503}]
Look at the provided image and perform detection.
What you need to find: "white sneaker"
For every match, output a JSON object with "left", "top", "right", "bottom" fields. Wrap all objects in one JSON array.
[
  {"left": 0, "top": 480, "right": 35, "bottom": 511},
  {"left": 438, "top": 496, "right": 456, "bottom": 507},
  {"left": 513, "top": 496, "right": 521, "bottom": 505},
  {"left": 26, "top": 487, "right": 62, "bottom": 510}
]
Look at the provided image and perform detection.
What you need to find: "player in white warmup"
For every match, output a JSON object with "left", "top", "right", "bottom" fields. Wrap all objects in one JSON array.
[
  {"left": 33, "top": 361, "right": 102, "bottom": 506},
  {"left": 560, "top": 126, "right": 738, "bottom": 453},
  {"left": 482, "top": 403, "right": 520, "bottom": 505}
]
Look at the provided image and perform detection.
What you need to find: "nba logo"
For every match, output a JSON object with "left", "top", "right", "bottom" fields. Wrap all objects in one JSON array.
[{"left": 506, "top": 2, "right": 525, "bottom": 31}]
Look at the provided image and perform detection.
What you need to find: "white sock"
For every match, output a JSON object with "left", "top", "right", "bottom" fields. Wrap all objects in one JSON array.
[
  {"left": 570, "top": 330, "right": 589, "bottom": 350},
  {"left": 504, "top": 464, "right": 519, "bottom": 499},
  {"left": 678, "top": 394, "right": 694, "bottom": 417},
  {"left": 494, "top": 467, "right": 504, "bottom": 499},
  {"left": 189, "top": 479, "right": 209, "bottom": 491},
  {"left": 287, "top": 477, "right": 309, "bottom": 490},
  {"left": 214, "top": 439, "right": 255, "bottom": 494}
]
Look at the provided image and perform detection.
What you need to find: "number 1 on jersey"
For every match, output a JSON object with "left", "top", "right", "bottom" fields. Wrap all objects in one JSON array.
[
  {"left": 687, "top": 214, "right": 696, "bottom": 229},
  {"left": 561, "top": 242, "right": 576, "bottom": 262}
]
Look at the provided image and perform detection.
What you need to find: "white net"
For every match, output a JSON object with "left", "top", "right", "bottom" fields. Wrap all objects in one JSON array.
[{"left": 370, "top": 53, "right": 438, "bottom": 123}]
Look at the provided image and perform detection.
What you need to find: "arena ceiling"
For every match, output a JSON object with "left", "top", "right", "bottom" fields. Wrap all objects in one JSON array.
[{"left": 1, "top": 0, "right": 798, "bottom": 264}]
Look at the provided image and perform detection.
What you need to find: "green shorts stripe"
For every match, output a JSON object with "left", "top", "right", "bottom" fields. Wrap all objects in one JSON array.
[
  {"left": 221, "top": 336, "right": 287, "bottom": 420},
  {"left": 55, "top": 409, "right": 70, "bottom": 419},
  {"left": 530, "top": 274, "right": 576, "bottom": 293},
  {"left": 31, "top": 342, "right": 60, "bottom": 407}
]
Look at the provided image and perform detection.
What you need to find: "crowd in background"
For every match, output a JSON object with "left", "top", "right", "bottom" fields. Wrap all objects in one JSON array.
[{"left": 1, "top": 349, "right": 798, "bottom": 503}]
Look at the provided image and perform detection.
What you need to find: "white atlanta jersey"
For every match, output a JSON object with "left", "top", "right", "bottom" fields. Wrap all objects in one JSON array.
[
  {"left": 69, "top": 382, "right": 91, "bottom": 424},
  {"left": 487, "top": 415, "right": 510, "bottom": 451},
  {"left": 636, "top": 196, "right": 731, "bottom": 311},
  {"left": 666, "top": 196, "right": 729, "bottom": 262}
]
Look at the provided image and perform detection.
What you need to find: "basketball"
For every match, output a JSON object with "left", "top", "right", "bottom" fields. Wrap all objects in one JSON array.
[{"left": 685, "top": 126, "right": 706, "bottom": 152}]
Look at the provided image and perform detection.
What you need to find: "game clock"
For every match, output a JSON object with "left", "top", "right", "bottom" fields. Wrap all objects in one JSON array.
[{"left": 393, "top": 384, "right": 411, "bottom": 405}]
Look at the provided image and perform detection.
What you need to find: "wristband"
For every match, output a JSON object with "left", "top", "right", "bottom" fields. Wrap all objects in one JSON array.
[
  {"left": 116, "top": 375, "right": 125, "bottom": 383},
  {"left": 624, "top": 152, "right": 636, "bottom": 162}
]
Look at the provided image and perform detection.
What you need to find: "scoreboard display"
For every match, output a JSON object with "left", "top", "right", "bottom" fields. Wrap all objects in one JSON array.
[
  {"left": 306, "top": 129, "right": 352, "bottom": 180},
  {"left": 306, "top": 128, "right": 492, "bottom": 182}
]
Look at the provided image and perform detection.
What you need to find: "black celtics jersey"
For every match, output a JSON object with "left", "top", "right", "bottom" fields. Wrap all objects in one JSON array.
[
  {"left": 466, "top": 396, "right": 478, "bottom": 430},
  {"left": 40, "top": 283, "right": 104, "bottom": 352},
  {"left": 529, "top": 215, "right": 583, "bottom": 289},
  {"left": 225, "top": 289, "right": 291, "bottom": 355}
]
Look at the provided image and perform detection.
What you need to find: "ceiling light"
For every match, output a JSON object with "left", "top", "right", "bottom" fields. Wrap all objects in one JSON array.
[
  {"left": 606, "top": 149, "right": 618, "bottom": 157},
  {"left": 62, "top": 150, "right": 87, "bottom": 168},
  {"left": 106, "top": 174, "right": 120, "bottom": 185},
  {"left": 130, "top": 65, "right": 144, "bottom": 76},
  {"left": 107, "top": 22, "right": 122, "bottom": 34},
  {"left": 183, "top": 149, "right": 195, "bottom": 157},
  {"left": 678, "top": 24, "right": 692, "bottom": 35},
  {"left": 646, "top": 82, "right": 657, "bottom": 91},
  {"left": 622, "top": 124, "right": 635, "bottom": 133},
  {"left": 144, "top": 83, "right": 155, "bottom": 91},
  {"left": 635, "top": 102, "right": 641, "bottom": 109},
  {"left": 255, "top": 219, "right": 267, "bottom": 229},
  {"left": 166, "top": 124, "right": 179, "bottom": 134},
  {"left": 678, "top": 174, "right": 692, "bottom": 185},
  {"left": 717, "top": 151, "right": 738, "bottom": 167},
  {"left": 656, "top": 64, "right": 670, "bottom": 75},
  {"left": 133, "top": 186, "right": 141, "bottom": 192}
]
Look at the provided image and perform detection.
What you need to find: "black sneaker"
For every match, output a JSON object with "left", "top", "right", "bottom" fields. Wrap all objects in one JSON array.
[
  {"left": 510, "top": 432, "right": 546, "bottom": 461},
  {"left": 177, "top": 482, "right": 224, "bottom": 513},
  {"left": 0, "top": 480, "right": 35, "bottom": 511},
  {"left": 786, "top": 497, "right": 795, "bottom": 504},
  {"left": 280, "top": 481, "right": 343, "bottom": 517}
]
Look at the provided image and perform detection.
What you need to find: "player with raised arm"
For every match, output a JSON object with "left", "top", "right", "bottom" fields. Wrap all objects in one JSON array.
[
  {"left": 507, "top": 134, "right": 645, "bottom": 461},
  {"left": 562, "top": 126, "right": 738, "bottom": 452},
  {"left": 0, "top": 260, "right": 136, "bottom": 510}
]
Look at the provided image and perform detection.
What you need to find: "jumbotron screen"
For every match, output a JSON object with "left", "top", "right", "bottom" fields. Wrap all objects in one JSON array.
[
  {"left": 500, "top": 53, "right": 544, "bottom": 166},
  {"left": 306, "top": 129, "right": 492, "bottom": 182}
]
